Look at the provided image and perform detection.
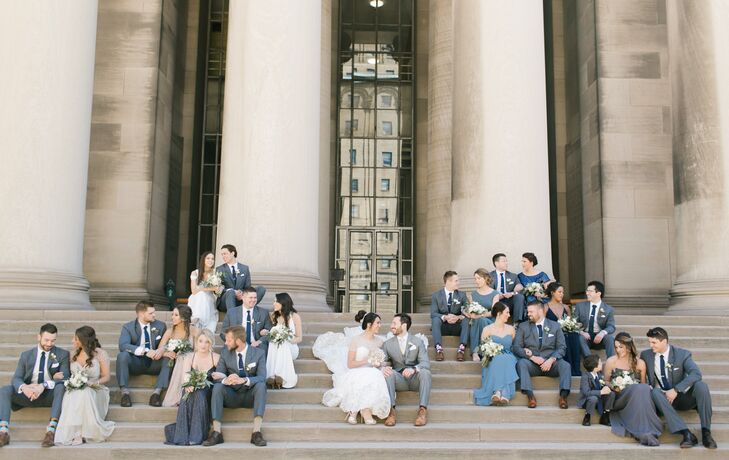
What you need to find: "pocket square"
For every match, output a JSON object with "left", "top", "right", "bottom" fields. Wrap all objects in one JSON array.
[
  {"left": 599, "top": 315, "right": 606, "bottom": 318},
  {"left": 409, "top": 344, "right": 417, "bottom": 351},
  {"left": 50, "top": 363, "right": 59, "bottom": 368},
  {"left": 508, "top": 281, "right": 514, "bottom": 285},
  {"left": 247, "top": 363, "right": 257, "bottom": 368},
  {"left": 548, "top": 334, "right": 555, "bottom": 338},
  {"left": 155, "top": 335, "right": 162, "bottom": 340}
]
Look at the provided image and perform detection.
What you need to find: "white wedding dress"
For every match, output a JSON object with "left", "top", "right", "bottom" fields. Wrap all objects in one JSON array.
[
  {"left": 320, "top": 334, "right": 390, "bottom": 419},
  {"left": 266, "top": 317, "right": 299, "bottom": 388},
  {"left": 188, "top": 269, "right": 218, "bottom": 333},
  {"left": 54, "top": 352, "right": 115, "bottom": 445}
]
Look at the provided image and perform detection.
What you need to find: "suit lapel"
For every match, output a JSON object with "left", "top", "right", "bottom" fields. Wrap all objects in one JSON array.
[
  {"left": 667, "top": 347, "right": 675, "bottom": 385},
  {"left": 645, "top": 350, "right": 656, "bottom": 386},
  {"left": 27, "top": 348, "right": 38, "bottom": 382}
]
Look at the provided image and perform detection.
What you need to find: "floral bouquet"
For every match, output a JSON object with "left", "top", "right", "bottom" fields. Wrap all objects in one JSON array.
[
  {"left": 166, "top": 339, "right": 193, "bottom": 367},
  {"left": 462, "top": 301, "right": 488, "bottom": 317},
  {"left": 181, "top": 368, "right": 213, "bottom": 400},
  {"left": 610, "top": 369, "right": 639, "bottom": 392},
  {"left": 523, "top": 282, "right": 545, "bottom": 299},
  {"left": 64, "top": 368, "right": 101, "bottom": 391},
  {"left": 367, "top": 348, "right": 386, "bottom": 368},
  {"left": 478, "top": 338, "right": 504, "bottom": 368},
  {"left": 558, "top": 316, "right": 582, "bottom": 333},
  {"left": 203, "top": 271, "right": 224, "bottom": 298},
  {"left": 269, "top": 324, "right": 294, "bottom": 346}
]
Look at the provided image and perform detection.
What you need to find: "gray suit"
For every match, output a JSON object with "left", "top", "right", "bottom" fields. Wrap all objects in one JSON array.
[
  {"left": 211, "top": 346, "right": 267, "bottom": 420},
  {"left": 216, "top": 262, "right": 252, "bottom": 312},
  {"left": 640, "top": 346, "right": 713, "bottom": 432},
  {"left": 430, "top": 289, "right": 470, "bottom": 347},
  {"left": 577, "top": 371, "right": 614, "bottom": 415},
  {"left": 116, "top": 319, "right": 171, "bottom": 390},
  {"left": 220, "top": 305, "right": 273, "bottom": 353},
  {"left": 573, "top": 301, "right": 616, "bottom": 357},
  {"left": 0, "top": 346, "right": 70, "bottom": 422},
  {"left": 489, "top": 270, "right": 526, "bottom": 322},
  {"left": 382, "top": 334, "right": 431, "bottom": 407},
  {"left": 512, "top": 319, "right": 571, "bottom": 394}
]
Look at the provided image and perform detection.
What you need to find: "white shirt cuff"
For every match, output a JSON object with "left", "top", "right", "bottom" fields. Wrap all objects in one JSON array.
[
  {"left": 45, "top": 380, "right": 56, "bottom": 390},
  {"left": 134, "top": 346, "right": 146, "bottom": 356}
]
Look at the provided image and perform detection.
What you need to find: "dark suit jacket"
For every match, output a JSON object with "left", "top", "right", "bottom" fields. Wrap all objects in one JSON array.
[
  {"left": 216, "top": 262, "right": 252, "bottom": 292},
  {"left": 511, "top": 319, "right": 566, "bottom": 360},
  {"left": 118, "top": 319, "right": 167, "bottom": 354},
  {"left": 573, "top": 301, "right": 616, "bottom": 335},
  {"left": 430, "top": 289, "right": 469, "bottom": 319},
  {"left": 577, "top": 371, "right": 605, "bottom": 408},
  {"left": 220, "top": 305, "right": 273, "bottom": 343},
  {"left": 12, "top": 346, "right": 71, "bottom": 392},
  {"left": 214, "top": 346, "right": 266, "bottom": 389},
  {"left": 640, "top": 346, "right": 702, "bottom": 393}
]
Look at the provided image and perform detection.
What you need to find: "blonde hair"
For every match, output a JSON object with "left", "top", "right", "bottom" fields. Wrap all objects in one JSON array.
[
  {"left": 197, "top": 329, "right": 215, "bottom": 349},
  {"left": 474, "top": 268, "right": 492, "bottom": 286}
]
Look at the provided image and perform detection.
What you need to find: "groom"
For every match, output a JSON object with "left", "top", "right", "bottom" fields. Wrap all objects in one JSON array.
[
  {"left": 216, "top": 244, "right": 252, "bottom": 313},
  {"left": 382, "top": 314, "right": 431, "bottom": 427},
  {"left": 0, "top": 323, "right": 70, "bottom": 448}
]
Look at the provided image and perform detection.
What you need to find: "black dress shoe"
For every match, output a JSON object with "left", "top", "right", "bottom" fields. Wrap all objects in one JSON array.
[
  {"left": 702, "top": 431, "right": 718, "bottom": 449},
  {"left": 598, "top": 413, "right": 611, "bottom": 426},
  {"left": 202, "top": 431, "right": 224, "bottom": 447},
  {"left": 251, "top": 431, "right": 267, "bottom": 447},
  {"left": 679, "top": 430, "right": 697, "bottom": 448},
  {"left": 149, "top": 393, "right": 162, "bottom": 407},
  {"left": 582, "top": 414, "right": 591, "bottom": 426},
  {"left": 120, "top": 393, "right": 132, "bottom": 407}
]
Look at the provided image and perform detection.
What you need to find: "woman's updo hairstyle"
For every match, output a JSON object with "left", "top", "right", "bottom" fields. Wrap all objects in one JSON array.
[{"left": 361, "top": 312, "right": 381, "bottom": 330}]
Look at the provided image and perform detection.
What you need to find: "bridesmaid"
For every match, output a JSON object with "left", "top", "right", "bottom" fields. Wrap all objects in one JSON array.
[
  {"left": 545, "top": 282, "right": 581, "bottom": 376},
  {"left": 517, "top": 252, "right": 552, "bottom": 303},
  {"left": 473, "top": 303, "right": 518, "bottom": 406},
  {"left": 266, "top": 293, "right": 303, "bottom": 389},
  {"left": 467, "top": 269, "right": 499, "bottom": 362},
  {"left": 160, "top": 306, "right": 200, "bottom": 407}
]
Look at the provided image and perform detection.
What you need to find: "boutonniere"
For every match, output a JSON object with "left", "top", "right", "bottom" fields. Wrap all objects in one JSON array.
[
  {"left": 151, "top": 327, "right": 159, "bottom": 334},
  {"left": 453, "top": 298, "right": 461, "bottom": 305},
  {"left": 543, "top": 326, "right": 550, "bottom": 333},
  {"left": 48, "top": 352, "right": 57, "bottom": 362},
  {"left": 246, "top": 362, "right": 257, "bottom": 372},
  {"left": 666, "top": 363, "right": 675, "bottom": 371}
]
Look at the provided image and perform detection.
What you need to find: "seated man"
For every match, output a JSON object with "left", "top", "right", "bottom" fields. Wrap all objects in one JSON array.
[
  {"left": 205, "top": 326, "right": 267, "bottom": 447},
  {"left": 220, "top": 287, "right": 272, "bottom": 353},
  {"left": 573, "top": 281, "right": 615, "bottom": 358},
  {"left": 577, "top": 354, "right": 612, "bottom": 427},
  {"left": 116, "top": 301, "right": 172, "bottom": 407},
  {"left": 382, "top": 313, "right": 431, "bottom": 427},
  {"left": 489, "top": 253, "right": 526, "bottom": 323},
  {"left": 430, "top": 271, "right": 469, "bottom": 362},
  {"left": 216, "top": 243, "right": 266, "bottom": 312},
  {"left": 0, "top": 323, "right": 70, "bottom": 448},
  {"left": 641, "top": 327, "right": 717, "bottom": 449},
  {"left": 512, "top": 301, "right": 572, "bottom": 409}
]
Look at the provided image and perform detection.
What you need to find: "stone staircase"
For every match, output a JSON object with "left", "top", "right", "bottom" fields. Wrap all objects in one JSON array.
[{"left": 0, "top": 310, "right": 727, "bottom": 459}]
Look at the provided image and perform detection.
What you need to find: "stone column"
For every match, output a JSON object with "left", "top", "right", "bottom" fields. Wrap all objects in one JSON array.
[
  {"left": 450, "top": 0, "right": 553, "bottom": 287},
  {"left": 667, "top": 0, "right": 729, "bottom": 315},
  {"left": 0, "top": 2, "right": 97, "bottom": 309},
  {"left": 216, "top": 0, "right": 327, "bottom": 310}
]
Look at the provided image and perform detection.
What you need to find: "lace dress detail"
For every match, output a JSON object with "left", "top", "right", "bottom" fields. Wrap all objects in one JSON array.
[
  {"left": 266, "top": 317, "right": 299, "bottom": 388},
  {"left": 188, "top": 270, "right": 218, "bottom": 333}
]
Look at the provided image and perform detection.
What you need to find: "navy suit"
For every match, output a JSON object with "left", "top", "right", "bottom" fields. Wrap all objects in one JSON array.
[
  {"left": 116, "top": 319, "right": 172, "bottom": 390},
  {"left": 512, "top": 319, "right": 571, "bottom": 394},
  {"left": 430, "top": 289, "right": 470, "bottom": 348},
  {"left": 489, "top": 270, "right": 526, "bottom": 322},
  {"left": 211, "top": 346, "right": 267, "bottom": 420},
  {"left": 220, "top": 305, "right": 273, "bottom": 353}
]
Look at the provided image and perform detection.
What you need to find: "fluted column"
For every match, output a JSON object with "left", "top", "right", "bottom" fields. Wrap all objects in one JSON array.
[
  {"left": 0, "top": 2, "right": 97, "bottom": 309},
  {"left": 451, "top": 0, "right": 553, "bottom": 285},
  {"left": 667, "top": 0, "right": 729, "bottom": 315},
  {"left": 216, "top": 0, "right": 327, "bottom": 310}
]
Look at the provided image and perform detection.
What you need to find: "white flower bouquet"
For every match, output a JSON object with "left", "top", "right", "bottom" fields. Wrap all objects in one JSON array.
[
  {"left": 462, "top": 301, "right": 488, "bottom": 317},
  {"left": 610, "top": 369, "right": 639, "bottom": 392},
  {"left": 203, "top": 271, "right": 225, "bottom": 297},
  {"left": 166, "top": 339, "right": 193, "bottom": 367},
  {"left": 367, "top": 348, "right": 386, "bottom": 367},
  {"left": 558, "top": 316, "right": 582, "bottom": 333},
  {"left": 269, "top": 324, "right": 294, "bottom": 346},
  {"left": 478, "top": 338, "right": 504, "bottom": 368},
  {"left": 523, "top": 282, "right": 545, "bottom": 298},
  {"left": 64, "top": 368, "right": 101, "bottom": 391}
]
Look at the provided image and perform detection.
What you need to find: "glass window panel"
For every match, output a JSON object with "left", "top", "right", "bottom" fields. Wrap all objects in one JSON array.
[
  {"left": 380, "top": 178, "right": 390, "bottom": 192},
  {"left": 340, "top": 139, "right": 353, "bottom": 166},
  {"left": 402, "top": 229, "right": 412, "bottom": 260},
  {"left": 351, "top": 178, "right": 359, "bottom": 193},
  {"left": 376, "top": 198, "right": 397, "bottom": 226},
  {"left": 352, "top": 81, "right": 375, "bottom": 108},
  {"left": 199, "top": 225, "right": 213, "bottom": 252},
  {"left": 349, "top": 260, "right": 371, "bottom": 290},
  {"left": 204, "top": 136, "right": 217, "bottom": 164},
  {"left": 351, "top": 197, "right": 372, "bottom": 225},
  {"left": 336, "top": 260, "right": 347, "bottom": 289},
  {"left": 354, "top": 0, "right": 376, "bottom": 24},
  {"left": 200, "top": 194, "right": 214, "bottom": 224},
  {"left": 352, "top": 139, "right": 375, "bottom": 167},
  {"left": 339, "top": 197, "right": 351, "bottom": 225},
  {"left": 377, "top": 169, "right": 397, "bottom": 196},
  {"left": 202, "top": 165, "right": 216, "bottom": 194},
  {"left": 349, "top": 293, "right": 371, "bottom": 311},
  {"left": 349, "top": 231, "right": 372, "bottom": 256},
  {"left": 337, "top": 229, "right": 348, "bottom": 259},
  {"left": 375, "top": 293, "right": 397, "bottom": 315},
  {"left": 377, "top": 232, "right": 399, "bottom": 256}
]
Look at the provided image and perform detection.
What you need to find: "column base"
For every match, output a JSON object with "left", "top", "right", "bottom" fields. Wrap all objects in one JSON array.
[
  {"left": 253, "top": 271, "right": 330, "bottom": 311},
  {"left": 0, "top": 269, "right": 91, "bottom": 310},
  {"left": 90, "top": 287, "right": 168, "bottom": 311},
  {"left": 605, "top": 292, "right": 670, "bottom": 315},
  {"left": 668, "top": 280, "right": 729, "bottom": 315}
]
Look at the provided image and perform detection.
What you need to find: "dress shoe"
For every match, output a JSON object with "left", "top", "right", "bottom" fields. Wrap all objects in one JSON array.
[
  {"left": 120, "top": 393, "right": 132, "bottom": 407},
  {"left": 274, "top": 376, "right": 284, "bottom": 389},
  {"left": 527, "top": 395, "right": 537, "bottom": 408},
  {"left": 702, "top": 431, "right": 717, "bottom": 449},
  {"left": 384, "top": 408, "right": 397, "bottom": 427},
  {"left": 680, "top": 431, "right": 698, "bottom": 448},
  {"left": 414, "top": 407, "right": 427, "bottom": 427},
  {"left": 149, "top": 393, "right": 162, "bottom": 407},
  {"left": 0, "top": 431, "right": 9, "bottom": 447},
  {"left": 435, "top": 350, "right": 444, "bottom": 361},
  {"left": 582, "top": 414, "right": 591, "bottom": 426},
  {"left": 250, "top": 431, "right": 267, "bottom": 447},
  {"left": 558, "top": 397, "right": 568, "bottom": 409},
  {"left": 41, "top": 431, "right": 55, "bottom": 448},
  {"left": 202, "top": 431, "right": 224, "bottom": 446},
  {"left": 599, "top": 413, "right": 611, "bottom": 426},
  {"left": 456, "top": 350, "right": 465, "bottom": 362}
]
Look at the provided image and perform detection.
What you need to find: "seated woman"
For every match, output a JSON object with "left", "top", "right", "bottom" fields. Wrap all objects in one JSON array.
[
  {"left": 473, "top": 303, "right": 518, "bottom": 406},
  {"left": 188, "top": 251, "right": 220, "bottom": 334},
  {"left": 468, "top": 268, "right": 499, "bottom": 362},
  {"left": 545, "top": 282, "right": 581, "bottom": 376},
  {"left": 164, "top": 330, "right": 220, "bottom": 445},
  {"left": 602, "top": 332, "right": 663, "bottom": 446},
  {"left": 160, "top": 306, "right": 200, "bottom": 407},
  {"left": 54, "top": 326, "right": 115, "bottom": 445},
  {"left": 517, "top": 252, "right": 552, "bottom": 304},
  {"left": 266, "top": 293, "right": 303, "bottom": 389}
]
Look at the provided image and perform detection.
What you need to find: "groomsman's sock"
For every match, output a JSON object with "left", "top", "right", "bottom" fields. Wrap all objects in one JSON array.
[
  {"left": 253, "top": 416, "right": 263, "bottom": 433},
  {"left": 0, "top": 421, "right": 9, "bottom": 433},
  {"left": 522, "top": 390, "right": 534, "bottom": 398},
  {"left": 559, "top": 390, "right": 570, "bottom": 398},
  {"left": 121, "top": 388, "right": 130, "bottom": 395},
  {"left": 46, "top": 419, "right": 58, "bottom": 433},
  {"left": 153, "top": 388, "right": 162, "bottom": 395},
  {"left": 212, "top": 421, "right": 222, "bottom": 432}
]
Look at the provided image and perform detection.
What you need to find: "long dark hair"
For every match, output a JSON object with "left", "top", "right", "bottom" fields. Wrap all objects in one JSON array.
[
  {"left": 174, "top": 305, "right": 193, "bottom": 339},
  {"left": 361, "top": 312, "right": 380, "bottom": 330},
  {"left": 271, "top": 292, "right": 297, "bottom": 326},
  {"left": 196, "top": 251, "right": 214, "bottom": 285},
  {"left": 615, "top": 332, "right": 638, "bottom": 373},
  {"left": 73, "top": 326, "right": 102, "bottom": 368}
]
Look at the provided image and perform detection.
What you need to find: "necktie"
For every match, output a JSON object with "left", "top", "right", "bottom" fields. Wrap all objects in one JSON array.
[
  {"left": 594, "top": 374, "right": 601, "bottom": 389},
  {"left": 246, "top": 310, "right": 252, "bottom": 345},
  {"left": 537, "top": 324, "right": 544, "bottom": 348},
  {"left": 143, "top": 325, "right": 152, "bottom": 367},
  {"left": 659, "top": 355, "right": 672, "bottom": 390},
  {"left": 230, "top": 265, "right": 236, "bottom": 279},
  {"left": 447, "top": 292, "right": 453, "bottom": 312},
  {"left": 37, "top": 351, "right": 46, "bottom": 384},
  {"left": 588, "top": 305, "right": 597, "bottom": 335},
  {"left": 594, "top": 374, "right": 604, "bottom": 413},
  {"left": 237, "top": 352, "right": 246, "bottom": 377},
  {"left": 499, "top": 273, "right": 506, "bottom": 294}
]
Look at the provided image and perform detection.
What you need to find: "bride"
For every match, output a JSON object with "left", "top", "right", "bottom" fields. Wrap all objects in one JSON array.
[
  {"left": 321, "top": 312, "right": 391, "bottom": 424},
  {"left": 188, "top": 251, "right": 220, "bottom": 333},
  {"left": 54, "top": 326, "right": 115, "bottom": 445}
]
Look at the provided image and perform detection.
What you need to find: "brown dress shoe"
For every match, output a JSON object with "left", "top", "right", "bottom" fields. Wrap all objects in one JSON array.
[
  {"left": 414, "top": 407, "right": 427, "bottom": 427},
  {"left": 120, "top": 393, "right": 132, "bottom": 407},
  {"left": 435, "top": 350, "right": 444, "bottom": 361},
  {"left": 41, "top": 431, "right": 55, "bottom": 448},
  {"left": 456, "top": 350, "right": 465, "bottom": 362},
  {"left": 384, "top": 408, "right": 397, "bottom": 427},
  {"left": 527, "top": 395, "right": 537, "bottom": 408},
  {"left": 0, "top": 431, "right": 9, "bottom": 447},
  {"left": 149, "top": 393, "right": 162, "bottom": 407},
  {"left": 250, "top": 431, "right": 267, "bottom": 447},
  {"left": 559, "top": 397, "right": 568, "bottom": 409}
]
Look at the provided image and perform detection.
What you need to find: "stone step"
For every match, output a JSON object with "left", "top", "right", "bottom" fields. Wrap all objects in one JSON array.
[{"left": 5, "top": 421, "right": 729, "bottom": 444}]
